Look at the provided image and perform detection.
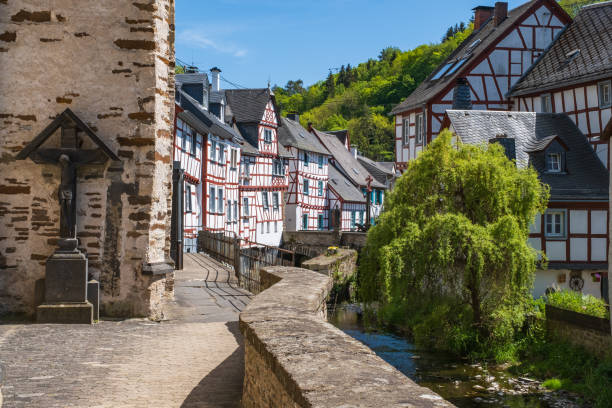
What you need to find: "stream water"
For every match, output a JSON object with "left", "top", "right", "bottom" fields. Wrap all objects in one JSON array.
[{"left": 328, "top": 304, "right": 588, "bottom": 408}]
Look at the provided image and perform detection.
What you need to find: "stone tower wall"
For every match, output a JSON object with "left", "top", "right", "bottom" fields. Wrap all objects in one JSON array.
[{"left": 0, "top": 0, "right": 175, "bottom": 319}]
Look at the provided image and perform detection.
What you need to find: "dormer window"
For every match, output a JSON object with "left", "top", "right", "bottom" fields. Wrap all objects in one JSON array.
[{"left": 547, "top": 152, "right": 562, "bottom": 172}]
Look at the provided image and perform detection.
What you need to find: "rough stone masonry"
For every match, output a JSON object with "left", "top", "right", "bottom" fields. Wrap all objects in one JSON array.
[{"left": 0, "top": 0, "right": 176, "bottom": 319}]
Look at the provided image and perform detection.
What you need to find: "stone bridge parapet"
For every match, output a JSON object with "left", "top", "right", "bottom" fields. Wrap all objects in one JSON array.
[{"left": 239, "top": 266, "right": 455, "bottom": 407}]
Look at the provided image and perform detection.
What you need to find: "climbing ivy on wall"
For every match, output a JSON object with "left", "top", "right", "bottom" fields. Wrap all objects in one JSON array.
[{"left": 359, "top": 131, "right": 550, "bottom": 356}]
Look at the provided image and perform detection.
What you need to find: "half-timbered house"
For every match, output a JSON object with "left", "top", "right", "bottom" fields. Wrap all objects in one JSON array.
[
  {"left": 391, "top": 0, "right": 571, "bottom": 172},
  {"left": 327, "top": 166, "right": 367, "bottom": 231},
  {"left": 310, "top": 127, "right": 386, "bottom": 225},
  {"left": 173, "top": 73, "right": 208, "bottom": 251},
  {"left": 508, "top": 1, "right": 612, "bottom": 167},
  {"left": 443, "top": 110, "right": 609, "bottom": 299},
  {"left": 175, "top": 73, "right": 243, "bottom": 249},
  {"left": 225, "top": 88, "right": 290, "bottom": 246},
  {"left": 278, "top": 115, "right": 332, "bottom": 231}
]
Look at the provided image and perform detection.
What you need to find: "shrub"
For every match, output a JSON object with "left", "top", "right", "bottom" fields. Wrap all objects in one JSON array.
[
  {"left": 359, "top": 131, "right": 549, "bottom": 359},
  {"left": 546, "top": 290, "right": 609, "bottom": 319}
]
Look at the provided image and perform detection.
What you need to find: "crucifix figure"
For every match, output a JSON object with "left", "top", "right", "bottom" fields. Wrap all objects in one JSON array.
[
  {"left": 17, "top": 110, "right": 118, "bottom": 251},
  {"left": 31, "top": 121, "right": 108, "bottom": 243}
]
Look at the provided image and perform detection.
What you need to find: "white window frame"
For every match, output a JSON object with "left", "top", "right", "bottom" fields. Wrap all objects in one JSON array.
[
  {"left": 218, "top": 144, "right": 225, "bottom": 164},
  {"left": 547, "top": 152, "right": 562, "bottom": 172},
  {"left": 304, "top": 179, "right": 309, "bottom": 196},
  {"left": 230, "top": 149, "right": 237, "bottom": 168},
  {"left": 302, "top": 214, "right": 308, "bottom": 230},
  {"left": 403, "top": 119, "right": 410, "bottom": 145},
  {"left": 209, "top": 187, "right": 216, "bottom": 212},
  {"left": 272, "top": 192, "right": 279, "bottom": 210},
  {"left": 263, "top": 128, "right": 273, "bottom": 143},
  {"left": 415, "top": 113, "right": 424, "bottom": 145},
  {"left": 243, "top": 197, "right": 249, "bottom": 217},
  {"left": 217, "top": 189, "right": 224, "bottom": 214},
  {"left": 210, "top": 139, "right": 217, "bottom": 161},
  {"left": 318, "top": 180, "right": 323, "bottom": 197},
  {"left": 318, "top": 154, "right": 324, "bottom": 169},
  {"left": 599, "top": 80, "right": 611, "bottom": 108},
  {"left": 262, "top": 192, "right": 269, "bottom": 210},
  {"left": 545, "top": 210, "right": 566, "bottom": 238},
  {"left": 540, "top": 94, "right": 552, "bottom": 113},
  {"left": 185, "top": 185, "right": 192, "bottom": 213},
  {"left": 233, "top": 200, "right": 238, "bottom": 222},
  {"left": 318, "top": 214, "right": 324, "bottom": 230}
]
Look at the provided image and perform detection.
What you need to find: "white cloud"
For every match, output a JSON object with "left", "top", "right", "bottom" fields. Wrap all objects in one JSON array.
[{"left": 178, "top": 29, "right": 247, "bottom": 58}]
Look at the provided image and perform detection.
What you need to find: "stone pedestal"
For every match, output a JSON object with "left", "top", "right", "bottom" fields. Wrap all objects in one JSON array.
[{"left": 36, "top": 239, "right": 93, "bottom": 324}]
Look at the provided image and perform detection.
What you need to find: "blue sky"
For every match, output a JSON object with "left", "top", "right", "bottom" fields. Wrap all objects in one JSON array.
[{"left": 176, "top": 0, "right": 526, "bottom": 89}]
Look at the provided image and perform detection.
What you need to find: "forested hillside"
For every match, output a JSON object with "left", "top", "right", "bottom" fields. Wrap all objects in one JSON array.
[{"left": 273, "top": 0, "right": 604, "bottom": 161}]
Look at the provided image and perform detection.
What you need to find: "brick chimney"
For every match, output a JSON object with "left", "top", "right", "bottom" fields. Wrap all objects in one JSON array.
[
  {"left": 494, "top": 2, "right": 508, "bottom": 26},
  {"left": 473, "top": 6, "right": 494, "bottom": 30}
]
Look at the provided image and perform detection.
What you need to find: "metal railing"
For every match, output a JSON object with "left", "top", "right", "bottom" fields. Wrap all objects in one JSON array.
[{"left": 197, "top": 230, "right": 295, "bottom": 293}]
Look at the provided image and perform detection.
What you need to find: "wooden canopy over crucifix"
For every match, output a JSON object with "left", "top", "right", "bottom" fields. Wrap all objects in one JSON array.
[{"left": 16, "top": 108, "right": 119, "bottom": 243}]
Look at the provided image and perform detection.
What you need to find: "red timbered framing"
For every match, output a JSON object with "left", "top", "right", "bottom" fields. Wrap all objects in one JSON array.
[
  {"left": 237, "top": 100, "right": 288, "bottom": 247},
  {"left": 394, "top": 0, "right": 571, "bottom": 172},
  {"left": 173, "top": 104, "right": 204, "bottom": 251},
  {"left": 285, "top": 147, "right": 330, "bottom": 231}
]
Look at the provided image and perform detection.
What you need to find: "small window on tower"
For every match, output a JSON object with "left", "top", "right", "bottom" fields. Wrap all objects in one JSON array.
[
  {"left": 304, "top": 179, "right": 309, "bottom": 196},
  {"left": 547, "top": 153, "right": 562, "bottom": 172},
  {"left": 318, "top": 155, "right": 324, "bottom": 169}
]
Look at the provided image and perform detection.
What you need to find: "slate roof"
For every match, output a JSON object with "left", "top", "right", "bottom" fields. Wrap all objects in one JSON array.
[
  {"left": 225, "top": 88, "right": 278, "bottom": 124},
  {"left": 391, "top": 0, "right": 568, "bottom": 114},
  {"left": 176, "top": 73, "right": 209, "bottom": 85},
  {"left": 357, "top": 155, "right": 395, "bottom": 185},
  {"left": 277, "top": 117, "right": 330, "bottom": 156},
  {"left": 445, "top": 110, "right": 608, "bottom": 201},
  {"left": 177, "top": 89, "right": 243, "bottom": 143},
  {"left": 509, "top": 1, "right": 612, "bottom": 96},
  {"left": 328, "top": 165, "right": 366, "bottom": 203},
  {"left": 209, "top": 90, "right": 225, "bottom": 104},
  {"left": 311, "top": 128, "right": 385, "bottom": 189},
  {"left": 326, "top": 129, "right": 349, "bottom": 146}
]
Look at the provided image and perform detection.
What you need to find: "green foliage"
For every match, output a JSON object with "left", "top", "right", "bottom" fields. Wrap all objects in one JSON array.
[
  {"left": 546, "top": 290, "right": 609, "bottom": 319},
  {"left": 542, "top": 378, "right": 564, "bottom": 390},
  {"left": 273, "top": 25, "right": 473, "bottom": 160},
  {"left": 558, "top": 0, "right": 608, "bottom": 17},
  {"left": 358, "top": 131, "right": 550, "bottom": 358},
  {"left": 512, "top": 326, "right": 612, "bottom": 408}
]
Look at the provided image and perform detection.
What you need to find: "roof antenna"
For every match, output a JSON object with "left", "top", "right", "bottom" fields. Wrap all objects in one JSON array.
[{"left": 267, "top": 75, "right": 271, "bottom": 91}]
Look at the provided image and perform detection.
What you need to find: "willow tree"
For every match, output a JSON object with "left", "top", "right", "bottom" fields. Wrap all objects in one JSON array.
[{"left": 359, "top": 130, "right": 549, "bottom": 353}]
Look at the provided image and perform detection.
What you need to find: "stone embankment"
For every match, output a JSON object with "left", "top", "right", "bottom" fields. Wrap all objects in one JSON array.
[{"left": 239, "top": 266, "right": 454, "bottom": 407}]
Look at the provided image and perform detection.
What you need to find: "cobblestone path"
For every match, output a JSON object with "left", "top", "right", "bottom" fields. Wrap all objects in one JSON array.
[{"left": 0, "top": 253, "right": 252, "bottom": 408}]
